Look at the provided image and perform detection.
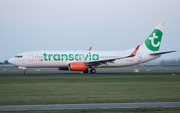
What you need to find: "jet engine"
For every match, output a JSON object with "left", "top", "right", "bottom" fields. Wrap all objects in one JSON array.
[{"left": 68, "top": 62, "right": 86, "bottom": 71}]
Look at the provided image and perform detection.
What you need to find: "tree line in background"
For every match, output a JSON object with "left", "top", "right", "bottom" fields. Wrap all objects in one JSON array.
[
  {"left": 159, "top": 59, "right": 180, "bottom": 66},
  {"left": 0, "top": 60, "right": 9, "bottom": 64},
  {"left": 138, "top": 58, "right": 180, "bottom": 66}
]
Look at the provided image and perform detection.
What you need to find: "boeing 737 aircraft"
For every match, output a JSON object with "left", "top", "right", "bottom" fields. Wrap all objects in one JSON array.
[{"left": 8, "top": 22, "right": 176, "bottom": 74}]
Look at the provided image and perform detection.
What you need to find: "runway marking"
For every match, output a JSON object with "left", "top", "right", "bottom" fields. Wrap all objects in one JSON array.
[{"left": 0, "top": 102, "right": 180, "bottom": 111}]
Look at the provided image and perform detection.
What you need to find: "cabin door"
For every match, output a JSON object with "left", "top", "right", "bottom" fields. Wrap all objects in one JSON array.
[{"left": 28, "top": 53, "right": 34, "bottom": 62}]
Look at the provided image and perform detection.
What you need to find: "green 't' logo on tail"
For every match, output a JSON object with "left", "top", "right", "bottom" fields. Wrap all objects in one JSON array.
[{"left": 145, "top": 29, "right": 163, "bottom": 51}]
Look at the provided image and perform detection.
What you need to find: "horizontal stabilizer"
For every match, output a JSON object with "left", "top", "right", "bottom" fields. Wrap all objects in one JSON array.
[{"left": 150, "top": 50, "right": 176, "bottom": 55}]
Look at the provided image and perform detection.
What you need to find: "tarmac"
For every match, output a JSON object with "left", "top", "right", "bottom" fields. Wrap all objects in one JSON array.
[
  {"left": 0, "top": 72, "right": 180, "bottom": 76},
  {"left": 0, "top": 102, "right": 180, "bottom": 111}
]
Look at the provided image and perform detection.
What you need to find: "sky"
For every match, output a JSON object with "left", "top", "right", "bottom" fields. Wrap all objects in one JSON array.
[{"left": 0, "top": 0, "right": 180, "bottom": 62}]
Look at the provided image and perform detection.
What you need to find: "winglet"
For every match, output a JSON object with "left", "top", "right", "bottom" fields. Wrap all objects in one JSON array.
[
  {"left": 127, "top": 45, "right": 140, "bottom": 57},
  {"left": 89, "top": 46, "right": 92, "bottom": 51}
]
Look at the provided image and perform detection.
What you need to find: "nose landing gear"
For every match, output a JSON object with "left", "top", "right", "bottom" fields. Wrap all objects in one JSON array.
[
  {"left": 23, "top": 70, "right": 27, "bottom": 74},
  {"left": 18, "top": 67, "right": 27, "bottom": 74}
]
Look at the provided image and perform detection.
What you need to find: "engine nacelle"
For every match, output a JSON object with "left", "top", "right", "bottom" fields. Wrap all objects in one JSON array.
[
  {"left": 68, "top": 62, "right": 86, "bottom": 71},
  {"left": 58, "top": 67, "right": 69, "bottom": 70}
]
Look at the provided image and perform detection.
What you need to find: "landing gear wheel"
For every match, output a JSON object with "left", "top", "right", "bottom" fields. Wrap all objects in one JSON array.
[
  {"left": 23, "top": 70, "right": 27, "bottom": 74},
  {"left": 83, "top": 68, "right": 89, "bottom": 73},
  {"left": 90, "top": 68, "right": 96, "bottom": 74}
]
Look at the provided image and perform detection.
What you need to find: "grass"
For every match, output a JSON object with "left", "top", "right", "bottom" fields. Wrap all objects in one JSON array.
[
  {"left": 1, "top": 107, "right": 180, "bottom": 113},
  {"left": 0, "top": 75, "right": 180, "bottom": 105}
]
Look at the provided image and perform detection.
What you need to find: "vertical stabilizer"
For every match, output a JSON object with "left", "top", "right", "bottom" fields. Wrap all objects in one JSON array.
[{"left": 139, "top": 22, "right": 165, "bottom": 52}]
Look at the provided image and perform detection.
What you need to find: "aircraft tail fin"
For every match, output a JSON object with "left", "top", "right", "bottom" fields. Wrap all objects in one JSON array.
[{"left": 139, "top": 22, "right": 166, "bottom": 52}]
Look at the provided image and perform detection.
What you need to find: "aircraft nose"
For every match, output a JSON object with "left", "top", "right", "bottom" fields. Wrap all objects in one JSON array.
[{"left": 8, "top": 58, "right": 14, "bottom": 64}]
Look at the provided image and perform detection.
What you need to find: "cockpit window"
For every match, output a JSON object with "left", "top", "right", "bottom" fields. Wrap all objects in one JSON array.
[{"left": 15, "top": 55, "right": 23, "bottom": 58}]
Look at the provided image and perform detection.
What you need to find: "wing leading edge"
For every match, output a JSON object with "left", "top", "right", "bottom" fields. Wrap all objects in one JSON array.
[{"left": 85, "top": 45, "right": 140, "bottom": 67}]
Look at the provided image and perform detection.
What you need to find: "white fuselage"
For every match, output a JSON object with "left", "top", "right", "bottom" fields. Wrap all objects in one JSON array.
[
  {"left": 8, "top": 22, "right": 172, "bottom": 73},
  {"left": 8, "top": 50, "right": 160, "bottom": 69}
]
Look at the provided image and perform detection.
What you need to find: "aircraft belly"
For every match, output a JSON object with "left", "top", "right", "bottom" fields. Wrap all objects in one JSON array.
[
  {"left": 41, "top": 61, "right": 69, "bottom": 68},
  {"left": 25, "top": 61, "right": 69, "bottom": 68}
]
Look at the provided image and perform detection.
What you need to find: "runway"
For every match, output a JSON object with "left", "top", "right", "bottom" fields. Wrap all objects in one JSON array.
[
  {"left": 0, "top": 102, "right": 180, "bottom": 111},
  {"left": 0, "top": 72, "right": 180, "bottom": 77}
]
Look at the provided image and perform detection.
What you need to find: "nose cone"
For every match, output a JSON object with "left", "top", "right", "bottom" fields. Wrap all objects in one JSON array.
[{"left": 8, "top": 58, "right": 15, "bottom": 65}]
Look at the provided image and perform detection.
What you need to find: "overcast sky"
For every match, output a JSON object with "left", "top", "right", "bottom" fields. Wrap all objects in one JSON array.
[{"left": 0, "top": 0, "right": 180, "bottom": 62}]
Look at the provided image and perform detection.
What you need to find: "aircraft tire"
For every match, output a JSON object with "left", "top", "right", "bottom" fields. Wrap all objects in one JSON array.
[
  {"left": 90, "top": 68, "right": 96, "bottom": 74},
  {"left": 83, "top": 68, "right": 89, "bottom": 73},
  {"left": 23, "top": 70, "right": 27, "bottom": 74}
]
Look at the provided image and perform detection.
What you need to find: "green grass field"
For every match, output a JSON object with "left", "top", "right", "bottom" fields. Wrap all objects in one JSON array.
[{"left": 0, "top": 75, "right": 180, "bottom": 105}]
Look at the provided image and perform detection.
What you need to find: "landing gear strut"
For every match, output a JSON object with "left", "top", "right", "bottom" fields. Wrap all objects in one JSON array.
[
  {"left": 83, "top": 68, "right": 89, "bottom": 73},
  {"left": 23, "top": 70, "right": 27, "bottom": 74},
  {"left": 90, "top": 68, "right": 96, "bottom": 74}
]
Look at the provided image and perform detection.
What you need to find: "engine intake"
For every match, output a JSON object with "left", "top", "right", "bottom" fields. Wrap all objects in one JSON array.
[{"left": 68, "top": 62, "right": 86, "bottom": 71}]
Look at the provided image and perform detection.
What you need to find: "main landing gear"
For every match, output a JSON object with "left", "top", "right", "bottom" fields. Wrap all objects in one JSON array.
[
  {"left": 23, "top": 70, "right": 27, "bottom": 74},
  {"left": 83, "top": 68, "right": 96, "bottom": 74},
  {"left": 83, "top": 68, "right": 89, "bottom": 73},
  {"left": 90, "top": 68, "right": 96, "bottom": 74}
]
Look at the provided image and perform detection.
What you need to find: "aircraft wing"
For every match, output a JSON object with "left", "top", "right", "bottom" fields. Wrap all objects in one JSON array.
[
  {"left": 150, "top": 50, "right": 176, "bottom": 55},
  {"left": 85, "top": 45, "right": 140, "bottom": 67}
]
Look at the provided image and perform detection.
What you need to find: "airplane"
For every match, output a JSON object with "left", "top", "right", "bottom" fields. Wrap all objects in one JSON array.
[{"left": 8, "top": 22, "right": 176, "bottom": 74}]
